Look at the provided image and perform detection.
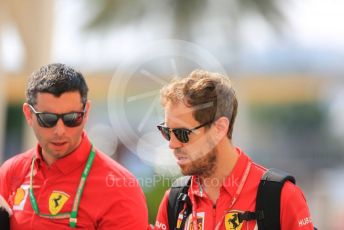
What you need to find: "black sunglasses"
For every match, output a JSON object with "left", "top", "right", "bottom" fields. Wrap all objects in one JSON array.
[
  {"left": 157, "top": 121, "right": 212, "bottom": 143},
  {"left": 28, "top": 104, "right": 86, "bottom": 128}
]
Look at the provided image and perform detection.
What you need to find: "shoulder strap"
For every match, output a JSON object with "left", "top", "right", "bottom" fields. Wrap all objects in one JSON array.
[
  {"left": 167, "top": 176, "right": 191, "bottom": 230},
  {"left": 256, "top": 168, "right": 295, "bottom": 230}
]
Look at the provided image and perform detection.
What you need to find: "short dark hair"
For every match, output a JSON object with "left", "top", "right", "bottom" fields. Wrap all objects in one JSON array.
[
  {"left": 160, "top": 70, "right": 238, "bottom": 139},
  {"left": 26, "top": 63, "right": 89, "bottom": 106}
]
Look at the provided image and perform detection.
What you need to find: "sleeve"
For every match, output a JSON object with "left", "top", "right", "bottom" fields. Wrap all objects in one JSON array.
[
  {"left": 0, "top": 153, "right": 32, "bottom": 202},
  {"left": 154, "top": 189, "right": 170, "bottom": 230},
  {"left": 280, "top": 181, "right": 314, "bottom": 230},
  {"left": 96, "top": 178, "right": 149, "bottom": 230},
  {"left": 0, "top": 159, "right": 12, "bottom": 200}
]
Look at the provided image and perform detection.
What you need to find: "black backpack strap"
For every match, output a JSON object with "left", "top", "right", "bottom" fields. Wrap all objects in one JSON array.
[
  {"left": 255, "top": 168, "right": 295, "bottom": 230},
  {"left": 167, "top": 176, "right": 192, "bottom": 230}
]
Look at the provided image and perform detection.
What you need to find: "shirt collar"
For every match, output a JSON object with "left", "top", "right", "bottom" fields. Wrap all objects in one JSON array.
[
  {"left": 189, "top": 147, "right": 250, "bottom": 198},
  {"left": 221, "top": 147, "right": 249, "bottom": 197},
  {"left": 34, "top": 132, "right": 92, "bottom": 175},
  {"left": 189, "top": 175, "right": 203, "bottom": 197}
]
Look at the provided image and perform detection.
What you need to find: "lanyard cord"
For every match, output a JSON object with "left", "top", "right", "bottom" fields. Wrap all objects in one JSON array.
[
  {"left": 29, "top": 146, "right": 96, "bottom": 228},
  {"left": 189, "top": 162, "right": 252, "bottom": 230}
]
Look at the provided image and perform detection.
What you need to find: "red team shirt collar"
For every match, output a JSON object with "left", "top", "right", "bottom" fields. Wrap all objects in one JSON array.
[
  {"left": 189, "top": 147, "right": 250, "bottom": 199},
  {"left": 34, "top": 132, "right": 92, "bottom": 175}
]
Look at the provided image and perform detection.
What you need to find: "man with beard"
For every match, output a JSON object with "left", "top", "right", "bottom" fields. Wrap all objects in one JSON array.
[
  {"left": 154, "top": 70, "right": 314, "bottom": 229},
  {"left": 0, "top": 63, "right": 148, "bottom": 229}
]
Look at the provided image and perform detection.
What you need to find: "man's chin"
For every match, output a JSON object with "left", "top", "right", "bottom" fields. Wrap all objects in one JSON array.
[
  {"left": 46, "top": 147, "right": 70, "bottom": 159},
  {"left": 179, "top": 166, "right": 189, "bottom": 176},
  {"left": 179, "top": 165, "right": 197, "bottom": 176}
]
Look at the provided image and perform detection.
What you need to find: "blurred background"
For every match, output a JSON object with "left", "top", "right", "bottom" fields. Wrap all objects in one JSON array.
[{"left": 1, "top": 0, "right": 344, "bottom": 228}]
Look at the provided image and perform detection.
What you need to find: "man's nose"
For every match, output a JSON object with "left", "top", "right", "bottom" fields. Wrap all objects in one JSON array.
[
  {"left": 53, "top": 119, "right": 66, "bottom": 136},
  {"left": 168, "top": 132, "right": 183, "bottom": 149}
]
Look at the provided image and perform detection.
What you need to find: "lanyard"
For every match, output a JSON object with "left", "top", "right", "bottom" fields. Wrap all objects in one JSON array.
[
  {"left": 29, "top": 147, "right": 96, "bottom": 228},
  {"left": 189, "top": 162, "right": 252, "bottom": 230}
]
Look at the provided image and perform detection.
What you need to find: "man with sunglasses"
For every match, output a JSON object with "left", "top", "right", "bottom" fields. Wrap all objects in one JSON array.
[
  {"left": 0, "top": 63, "right": 148, "bottom": 229},
  {"left": 154, "top": 70, "right": 314, "bottom": 229}
]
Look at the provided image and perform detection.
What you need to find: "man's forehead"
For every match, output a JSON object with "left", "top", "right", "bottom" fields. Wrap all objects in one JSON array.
[
  {"left": 35, "top": 91, "right": 81, "bottom": 101},
  {"left": 165, "top": 102, "right": 193, "bottom": 119},
  {"left": 34, "top": 92, "right": 83, "bottom": 111},
  {"left": 165, "top": 101, "right": 213, "bottom": 116},
  {"left": 164, "top": 102, "right": 196, "bottom": 126}
]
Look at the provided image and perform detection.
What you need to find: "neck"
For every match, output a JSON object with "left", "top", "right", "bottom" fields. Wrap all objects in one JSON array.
[{"left": 200, "top": 138, "right": 239, "bottom": 204}]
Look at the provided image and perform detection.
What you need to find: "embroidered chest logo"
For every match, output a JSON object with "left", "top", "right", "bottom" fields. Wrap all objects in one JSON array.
[
  {"left": 185, "top": 212, "right": 205, "bottom": 230},
  {"left": 225, "top": 211, "right": 243, "bottom": 230},
  {"left": 13, "top": 185, "right": 30, "bottom": 211},
  {"left": 48, "top": 191, "right": 70, "bottom": 215}
]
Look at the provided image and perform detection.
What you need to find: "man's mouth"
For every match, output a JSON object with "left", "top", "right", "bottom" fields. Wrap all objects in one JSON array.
[
  {"left": 51, "top": 141, "right": 67, "bottom": 146},
  {"left": 174, "top": 154, "right": 189, "bottom": 165}
]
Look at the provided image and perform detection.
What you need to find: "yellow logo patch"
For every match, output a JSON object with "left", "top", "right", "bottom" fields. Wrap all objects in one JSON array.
[
  {"left": 224, "top": 211, "right": 243, "bottom": 230},
  {"left": 14, "top": 187, "right": 26, "bottom": 205},
  {"left": 13, "top": 185, "right": 30, "bottom": 211},
  {"left": 48, "top": 191, "right": 70, "bottom": 215}
]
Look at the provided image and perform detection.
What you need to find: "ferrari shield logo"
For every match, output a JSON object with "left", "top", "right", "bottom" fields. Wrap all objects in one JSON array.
[
  {"left": 225, "top": 211, "right": 243, "bottom": 230},
  {"left": 48, "top": 191, "right": 70, "bottom": 215}
]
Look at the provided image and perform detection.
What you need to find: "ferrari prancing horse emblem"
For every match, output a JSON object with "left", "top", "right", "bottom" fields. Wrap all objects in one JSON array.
[{"left": 49, "top": 191, "right": 70, "bottom": 215}]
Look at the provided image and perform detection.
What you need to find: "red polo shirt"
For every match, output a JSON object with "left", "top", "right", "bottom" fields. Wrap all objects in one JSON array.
[
  {"left": 154, "top": 148, "right": 314, "bottom": 230},
  {"left": 0, "top": 132, "right": 148, "bottom": 229}
]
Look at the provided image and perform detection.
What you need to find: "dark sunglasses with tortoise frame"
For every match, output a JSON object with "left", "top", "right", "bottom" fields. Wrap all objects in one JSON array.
[{"left": 157, "top": 121, "right": 212, "bottom": 143}]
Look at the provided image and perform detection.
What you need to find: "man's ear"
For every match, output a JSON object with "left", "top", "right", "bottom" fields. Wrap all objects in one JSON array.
[
  {"left": 83, "top": 100, "right": 91, "bottom": 122},
  {"left": 23, "top": 103, "right": 33, "bottom": 126},
  {"left": 213, "top": 117, "right": 229, "bottom": 139}
]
